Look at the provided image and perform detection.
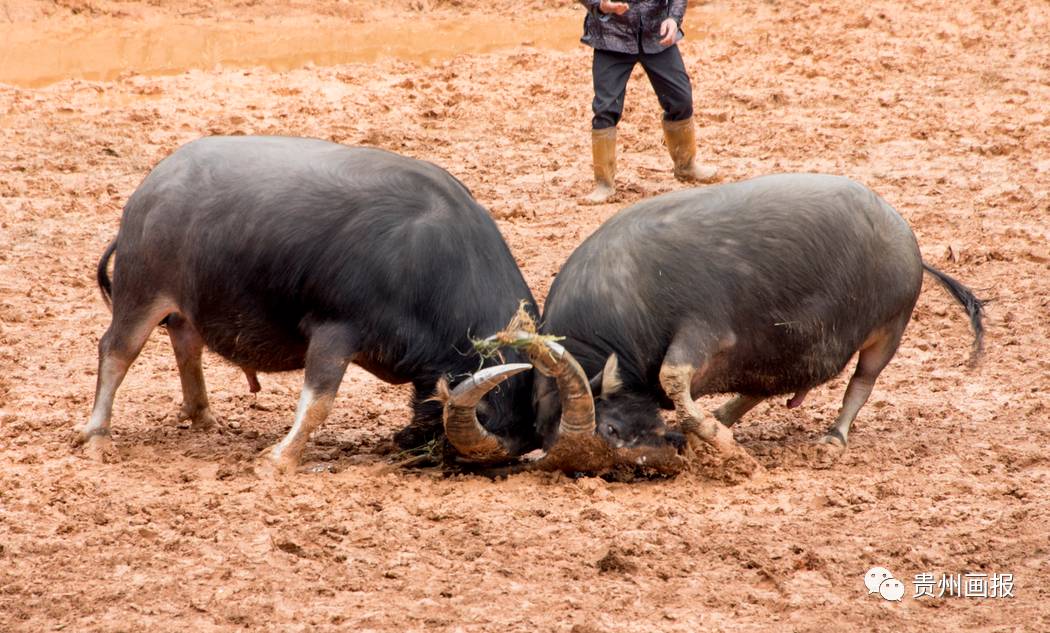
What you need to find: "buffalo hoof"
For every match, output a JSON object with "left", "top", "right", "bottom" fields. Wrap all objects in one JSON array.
[
  {"left": 188, "top": 408, "right": 217, "bottom": 431},
  {"left": 808, "top": 435, "right": 848, "bottom": 469},
  {"left": 169, "top": 405, "right": 217, "bottom": 431},
  {"left": 69, "top": 426, "right": 91, "bottom": 448},
  {"left": 75, "top": 432, "right": 119, "bottom": 463},
  {"left": 719, "top": 444, "right": 764, "bottom": 482},
  {"left": 70, "top": 425, "right": 109, "bottom": 446},
  {"left": 256, "top": 458, "right": 333, "bottom": 477},
  {"left": 254, "top": 446, "right": 299, "bottom": 477},
  {"left": 685, "top": 432, "right": 763, "bottom": 483},
  {"left": 393, "top": 421, "right": 443, "bottom": 452},
  {"left": 818, "top": 427, "right": 847, "bottom": 448}
]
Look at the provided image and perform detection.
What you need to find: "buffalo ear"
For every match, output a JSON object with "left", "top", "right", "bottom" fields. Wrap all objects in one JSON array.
[
  {"left": 599, "top": 353, "right": 623, "bottom": 397},
  {"left": 589, "top": 371, "right": 603, "bottom": 397}
]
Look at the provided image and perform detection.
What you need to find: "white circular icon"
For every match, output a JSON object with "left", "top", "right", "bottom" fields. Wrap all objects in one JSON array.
[
  {"left": 864, "top": 567, "right": 894, "bottom": 594},
  {"left": 879, "top": 577, "right": 905, "bottom": 602}
]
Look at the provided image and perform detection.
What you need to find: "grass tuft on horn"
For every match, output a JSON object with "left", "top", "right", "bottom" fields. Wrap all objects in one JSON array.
[{"left": 471, "top": 301, "right": 564, "bottom": 362}]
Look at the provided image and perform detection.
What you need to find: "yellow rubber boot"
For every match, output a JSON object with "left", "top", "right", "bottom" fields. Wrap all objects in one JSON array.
[
  {"left": 662, "top": 117, "right": 718, "bottom": 184},
  {"left": 581, "top": 127, "right": 617, "bottom": 205}
]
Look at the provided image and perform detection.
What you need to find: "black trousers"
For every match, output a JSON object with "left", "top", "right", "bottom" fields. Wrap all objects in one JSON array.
[{"left": 591, "top": 45, "right": 694, "bottom": 130}]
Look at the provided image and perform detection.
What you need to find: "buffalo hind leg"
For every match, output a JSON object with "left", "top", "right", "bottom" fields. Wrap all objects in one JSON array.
[
  {"left": 263, "top": 323, "right": 356, "bottom": 473},
  {"left": 75, "top": 299, "right": 176, "bottom": 457},
  {"left": 713, "top": 394, "right": 765, "bottom": 427},
  {"left": 820, "top": 324, "right": 905, "bottom": 448},
  {"left": 166, "top": 314, "right": 216, "bottom": 430}
]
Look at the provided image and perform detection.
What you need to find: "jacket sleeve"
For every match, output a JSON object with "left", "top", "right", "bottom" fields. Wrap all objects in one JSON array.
[
  {"left": 579, "top": 0, "right": 601, "bottom": 9},
  {"left": 669, "top": 0, "right": 687, "bottom": 25}
]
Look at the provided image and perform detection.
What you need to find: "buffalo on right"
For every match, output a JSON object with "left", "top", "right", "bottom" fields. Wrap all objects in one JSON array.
[{"left": 477, "top": 173, "right": 985, "bottom": 472}]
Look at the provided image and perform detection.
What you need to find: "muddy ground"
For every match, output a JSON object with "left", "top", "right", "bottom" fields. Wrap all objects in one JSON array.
[{"left": 1, "top": 0, "right": 1048, "bottom": 631}]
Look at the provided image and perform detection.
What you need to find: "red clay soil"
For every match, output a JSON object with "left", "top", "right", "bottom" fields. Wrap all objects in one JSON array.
[{"left": 1, "top": 1, "right": 1048, "bottom": 631}]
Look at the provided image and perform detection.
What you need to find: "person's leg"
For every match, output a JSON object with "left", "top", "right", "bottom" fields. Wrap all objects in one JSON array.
[
  {"left": 640, "top": 45, "right": 718, "bottom": 183},
  {"left": 591, "top": 48, "right": 635, "bottom": 129},
  {"left": 639, "top": 44, "right": 694, "bottom": 122},
  {"left": 583, "top": 49, "right": 636, "bottom": 204}
]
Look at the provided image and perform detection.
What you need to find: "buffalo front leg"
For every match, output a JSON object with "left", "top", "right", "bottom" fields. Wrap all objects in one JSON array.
[
  {"left": 263, "top": 323, "right": 355, "bottom": 474},
  {"left": 659, "top": 330, "right": 760, "bottom": 476},
  {"left": 166, "top": 314, "right": 216, "bottom": 430},
  {"left": 392, "top": 378, "right": 444, "bottom": 452},
  {"left": 659, "top": 362, "right": 742, "bottom": 455},
  {"left": 712, "top": 394, "right": 765, "bottom": 427}
]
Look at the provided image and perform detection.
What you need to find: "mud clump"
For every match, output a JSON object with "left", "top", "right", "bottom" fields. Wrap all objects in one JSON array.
[{"left": 596, "top": 547, "right": 638, "bottom": 575}]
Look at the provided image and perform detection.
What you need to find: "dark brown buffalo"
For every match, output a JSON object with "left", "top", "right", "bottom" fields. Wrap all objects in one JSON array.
[
  {"left": 449, "top": 173, "right": 984, "bottom": 473},
  {"left": 77, "top": 136, "right": 550, "bottom": 471}
]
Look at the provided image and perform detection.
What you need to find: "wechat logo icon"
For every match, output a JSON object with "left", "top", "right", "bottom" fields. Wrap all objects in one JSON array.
[{"left": 864, "top": 567, "right": 904, "bottom": 602}]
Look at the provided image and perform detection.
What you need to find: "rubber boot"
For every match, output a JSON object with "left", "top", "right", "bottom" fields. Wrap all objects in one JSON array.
[
  {"left": 581, "top": 127, "right": 616, "bottom": 205},
  {"left": 662, "top": 117, "right": 718, "bottom": 183}
]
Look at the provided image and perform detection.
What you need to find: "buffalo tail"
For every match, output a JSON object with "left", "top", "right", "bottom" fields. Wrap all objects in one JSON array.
[
  {"left": 922, "top": 262, "right": 985, "bottom": 365},
  {"left": 97, "top": 239, "right": 117, "bottom": 310}
]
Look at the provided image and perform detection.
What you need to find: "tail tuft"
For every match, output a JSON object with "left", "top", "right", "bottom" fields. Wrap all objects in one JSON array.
[{"left": 922, "top": 262, "right": 985, "bottom": 365}]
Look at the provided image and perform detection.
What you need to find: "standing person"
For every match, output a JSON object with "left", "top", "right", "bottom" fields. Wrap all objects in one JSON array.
[{"left": 579, "top": 0, "right": 718, "bottom": 204}]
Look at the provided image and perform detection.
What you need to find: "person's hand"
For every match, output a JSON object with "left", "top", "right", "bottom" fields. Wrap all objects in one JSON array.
[
  {"left": 599, "top": 0, "right": 629, "bottom": 16},
  {"left": 659, "top": 17, "right": 678, "bottom": 45}
]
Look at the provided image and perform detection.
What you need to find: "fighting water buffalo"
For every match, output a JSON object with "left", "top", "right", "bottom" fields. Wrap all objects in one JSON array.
[
  {"left": 77, "top": 135, "right": 553, "bottom": 471},
  {"left": 452, "top": 173, "right": 983, "bottom": 472}
]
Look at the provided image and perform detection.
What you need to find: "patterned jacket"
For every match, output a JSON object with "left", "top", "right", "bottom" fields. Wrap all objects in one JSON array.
[{"left": 578, "top": 0, "right": 687, "bottom": 55}]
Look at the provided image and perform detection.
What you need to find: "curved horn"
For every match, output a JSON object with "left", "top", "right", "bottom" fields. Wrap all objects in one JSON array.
[
  {"left": 456, "top": 337, "right": 687, "bottom": 477},
  {"left": 525, "top": 339, "right": 595, "bottom": 437},
  {"left": 442, "top": 363, "right": 531, "bottom": 462}
]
